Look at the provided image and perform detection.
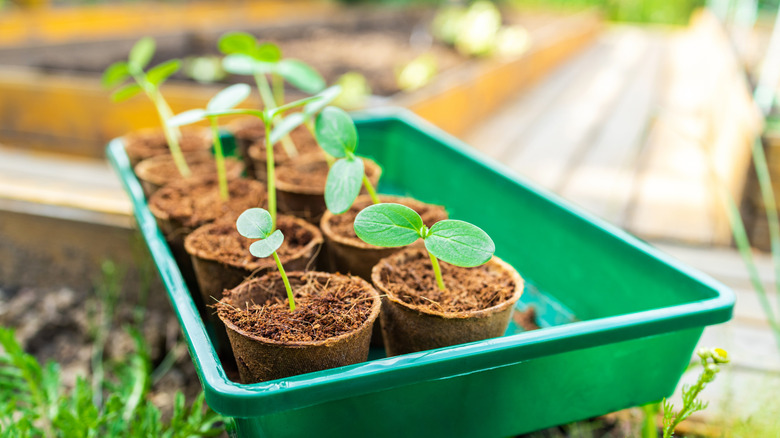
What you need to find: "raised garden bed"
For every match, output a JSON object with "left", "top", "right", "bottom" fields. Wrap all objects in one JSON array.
[
  {"left": 0, "top": 7, "right": 601, "bottom": 156},
  {"left": 107, "top": 108, "right": 733, "bottom": 437}
]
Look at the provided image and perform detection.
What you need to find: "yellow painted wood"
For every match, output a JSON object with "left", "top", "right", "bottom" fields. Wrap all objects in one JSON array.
[{"left": 0, "top": 1, "right": 335, "bottom": 47}]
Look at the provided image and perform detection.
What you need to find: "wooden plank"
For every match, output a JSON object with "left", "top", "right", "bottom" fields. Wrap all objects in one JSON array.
[
  {"left": 558, "top": 32, "right": 665, "bottom": 224},
  {"left": 504, "top": 28, "right": 651, "bottom": 190},
  {"left": 464, "top": 37, "right": 611, "bottom": 159}
]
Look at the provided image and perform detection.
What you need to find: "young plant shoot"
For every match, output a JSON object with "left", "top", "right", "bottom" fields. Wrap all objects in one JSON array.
[
  {"left": 353, "top": 203, "right": 495, "bottom": 291},
  {"left": 102, "top": 37, "right": 191, "bottom": 177},
  {"left": 167, "top": 84, "right": 252, "bottom": 201},
  {"left": 314, "top": 106, "right": 380, "bottom": 214},
  {"left": 236, "top": 208, "right": 295, "bottom": 311},
  {"left": 219, "top": 32, "right": 326, "bottom": 157},
  {"left": 169, "top": 85, "right": 341, "bottom": 229}
]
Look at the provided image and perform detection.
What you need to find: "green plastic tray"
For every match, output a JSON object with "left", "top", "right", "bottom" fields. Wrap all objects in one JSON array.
[{"left": 107, "top": 108, "right": 734, "bottom": 438}]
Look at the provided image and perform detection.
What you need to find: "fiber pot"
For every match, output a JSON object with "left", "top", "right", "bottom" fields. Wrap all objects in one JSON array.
[
  {"left": 217, "top": 271, "right": 381, "bottom": 383},
  {"left": 372, "top": 247, "right": 524, "bottom": 357},
  {"left": 229, "top": 116, "right": 322, "bottom": 180},
  {"left": 184, "top": 214, "right": 323, "bottom": 352},
  {"left": 276, "top": 156, "right": 382, "bottom": 224},
  {"left": 123, "top": 126, "right": 211, "bottom": 169},
  {"left": 134, "top": 151, "right": 244, "bottom": 197},
  {"left": 320, "top": 195, "right": 448, "bottom": 281},
  {"left": 147, "top": 177, "right": 266, "bottom": 308}
]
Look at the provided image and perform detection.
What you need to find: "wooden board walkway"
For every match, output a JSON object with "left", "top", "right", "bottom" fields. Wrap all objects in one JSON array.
[{"left": 464, "top": 13, "right": 762, "bottom": 247}]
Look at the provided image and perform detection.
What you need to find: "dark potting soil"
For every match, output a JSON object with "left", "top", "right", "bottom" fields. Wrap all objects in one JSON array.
[
  {"left": 376, "top": 249, "right": 517, "bottom": 314},
  {"left": 327, "top": 196, "right": 448, "bottom": 243},
  {"left": 148, "top": 177, "right": 266, "bottom": 229},
  {"left": 136, "top": 153, "right": 244, "bottom": 187},
  {"left": 124, "top": 127, "right": 210, "bottom": 163},
  {"left": 276, "top": 157, "right": 380, "bottom": 191},
  {"left": 185, "top": 216, "right": 318, "bottom": 270},
  {"left": 216, "top": 273, "right": 375, "bottom": 343}
]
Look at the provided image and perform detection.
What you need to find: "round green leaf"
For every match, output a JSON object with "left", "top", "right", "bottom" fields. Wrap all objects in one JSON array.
[
  {"left": 325, "top": 158, "right": 364, "bottom": 214},
  {"left": 254, "top": 42, "right": 282, "bottom": 63},
  {"left": 146, "top": 59, "right": 181, "bottom": 86},
  {"left": 425, "top": 220, "right": 495, "bottom": 267},
  {"left": 354, "top": 203, "right": 424, "bottom": 247},
  {"left": 315, "top": 106, "right": 357, "bottom": 158},
  {"left": 249, "top": 229, "right": 284, "bottom": 258},
  {"left": 277, "top": 59, "right": 325, "bottom": 94},
  {"left": 167, "top": 109, "right": 207, "bottom": 127},
  {"left": 207, "top": 84, "right": 251, "bottom": 112},
  {"left": 110, "top": 83, "right": 143, "bottom": 103},
  {"left": 218, "top": 32, "right": 256, "bottom": 55},
  {"left": 102, "top": 61, "right": 130, "bottom": 88},
  {"left": 269, "top": 112, "right": 306, "bottom": 145},
  {"left": 303, "top": 85, "right": 342, "bottom": 117},
  {"left": 128, "top": 37, "right": 155, "bottom": 71},
  {"left": 236, "top": 208, "right": 273, "bottom": 239},
  {"left": 222, "top": 54, "right": 255, "bottom": 75}
]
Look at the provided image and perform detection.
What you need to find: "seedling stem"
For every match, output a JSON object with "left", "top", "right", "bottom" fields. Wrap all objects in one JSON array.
[
  {"left": 362, "top": 175, "right": 380, "bottom": 204},
  {"left": 209, "top": 117, "right": 229, "bottom": 201},
  {"left": 429, "top": 252, "right": 446, "bottom": 290},
  {"left": 273, "top": 251, "right": 295, "bottom": 311},
  {"left": 265, "top": 122, "right": 278, "bottom": 230}
]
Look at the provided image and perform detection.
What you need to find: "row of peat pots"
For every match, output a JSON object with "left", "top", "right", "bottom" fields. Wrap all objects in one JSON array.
[
  {"left": 108, "top": 107, "right": 733, "bottom": 437},
  {"left": 0, "top": 4, "right": 601, "bottom": 157}
]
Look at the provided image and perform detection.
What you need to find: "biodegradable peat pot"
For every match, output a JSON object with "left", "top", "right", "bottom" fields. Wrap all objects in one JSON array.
[
  {"left": 372, "top": 247, "right": 524, "bottom": 357},
  {"left": 229, "top": 116, "right": 322, "bottom": 180},
  {"left": 217, "top": 271, "right": 381, "bottom": 383},
  {"left": 276, "top": 156, "right": 382, "bottom": 224},
  {"left": 320, "top": 195, "right": 448, "bottom": 280},
  {"left": 123, "top": 126, "right": 211, "bottom": 169},
  {"left": 134, "top": 151, "right": 245, "bottom": 197},
  {"left": 147, "top": 177, "right": 266, "bottom": 306},
  {"left": 185, "top": 215, "right": 323, "bottom": 315}
]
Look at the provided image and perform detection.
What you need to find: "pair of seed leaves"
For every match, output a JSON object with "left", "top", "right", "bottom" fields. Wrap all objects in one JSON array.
[
  {"left": 238, "top": 204, "right": 495, "bottom": 269},
  {"left": 102, "top": 37, "right": 180, "bottom": 102},
  {"left": 167, "top": 83, "right": 341, "bottom": 146},
  {"left": 218, "top": 32, "right": 325, "bottom": 95}
]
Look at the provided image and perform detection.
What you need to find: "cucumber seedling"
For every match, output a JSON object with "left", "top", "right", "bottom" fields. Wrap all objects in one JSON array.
[
  {"left": 103, "top": 37, "right": 191, "bottom": 177},
  {"left": 219, "top": 32, "right": 326, "bottom": 157},
  {"left": 236, "top": 208, "right": 296, "bottom": 311},
  {"left": 353, "top": 203, "right": 495, "bottom": 291},
  {"left": 314, "top": 106, "right": 380, "bottom": 214},
  {"left": 166, "top": 83, "right": 251, "bottom": 200},
  {"left": 169, "top": 85, "right": 341, "bottom": 229}
]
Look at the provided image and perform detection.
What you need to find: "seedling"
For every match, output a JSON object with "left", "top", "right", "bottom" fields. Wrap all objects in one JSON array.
[
  {"left": 236, "top": 208, "right": 295, "bottom": 311},
  {"left": 219, "top": 32, "right": 326, "bottom": 157},
  {"left": 166, "top": 84, "right": 251, "bottom": 201},
  {"left": 169, "top": 85, "right": 341, "bottom": 229},
  {"left": 102, "top": 37, "right": 191, "bottom": 177},
  {"left": 314, "top": 106, "right": 379, "bottom": 214},
  {"left": 353, "top": 203, "right": 495, "bottom": 291}
]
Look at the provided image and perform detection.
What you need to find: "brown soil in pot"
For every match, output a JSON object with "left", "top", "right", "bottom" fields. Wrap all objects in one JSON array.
[
  {"left": 372, "top": 247, "right": 524, "bottom": 356},
  {"left": 229, "top": 116, "right": 322, "bottom": 180},
  {"left": 216, "top": 271, "right": 381, "bottom": 383},
  {"left": 275, "top": 156, "right": 382, "bottom": 224},
  {"left": 321, "top": 195, "right": 449, "bottom": 280},
  {"left": 134, "top": 151, "right": 244, "bottom": 197},
  {"left": 123, "top": 126, "right": 211, "bottom": 169},
  {"left": 148, "top": 177, "right": 266, "bottom": 243}
]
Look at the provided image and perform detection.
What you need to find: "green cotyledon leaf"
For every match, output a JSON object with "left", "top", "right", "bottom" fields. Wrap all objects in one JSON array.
[
  {"left": 424, "top": 220, "right": 495, "bottom": 267},
  {"left": 236, "top": 208, "right": 273, "bottom": 239},
  {"left": 325, "top": 157, "right": 364, "bottom": 214},
  {"left": 249, "top": 229, "right": 284, "bottom": 258},
  {"left": 354, "top": 203, "right": 423, "bottom": 247}
]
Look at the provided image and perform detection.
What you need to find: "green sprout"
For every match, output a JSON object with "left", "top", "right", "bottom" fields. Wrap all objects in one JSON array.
[
  {"left": 169, "top": 85, "right": 341, "bottom": 229},
  {"left": 166, "top": 84, "right": 251, "bottom": 201},
  {"left": 102, "top": 37, "right": 191, "bottom": 177},
  {"left": 219, "top": 32, "right": 326, "bottom": 158},
  {"left": 314, "top": 106, "right": 380, "bottom": 214},
  {"left": 236, "top": 208, "right": 295, "bottom": 311},
  {"left": 354, "top": 203, "right": 495, "bottom": 291},
  {"left": 662, "top": 347, "right": 730, "bottom": 438}
]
